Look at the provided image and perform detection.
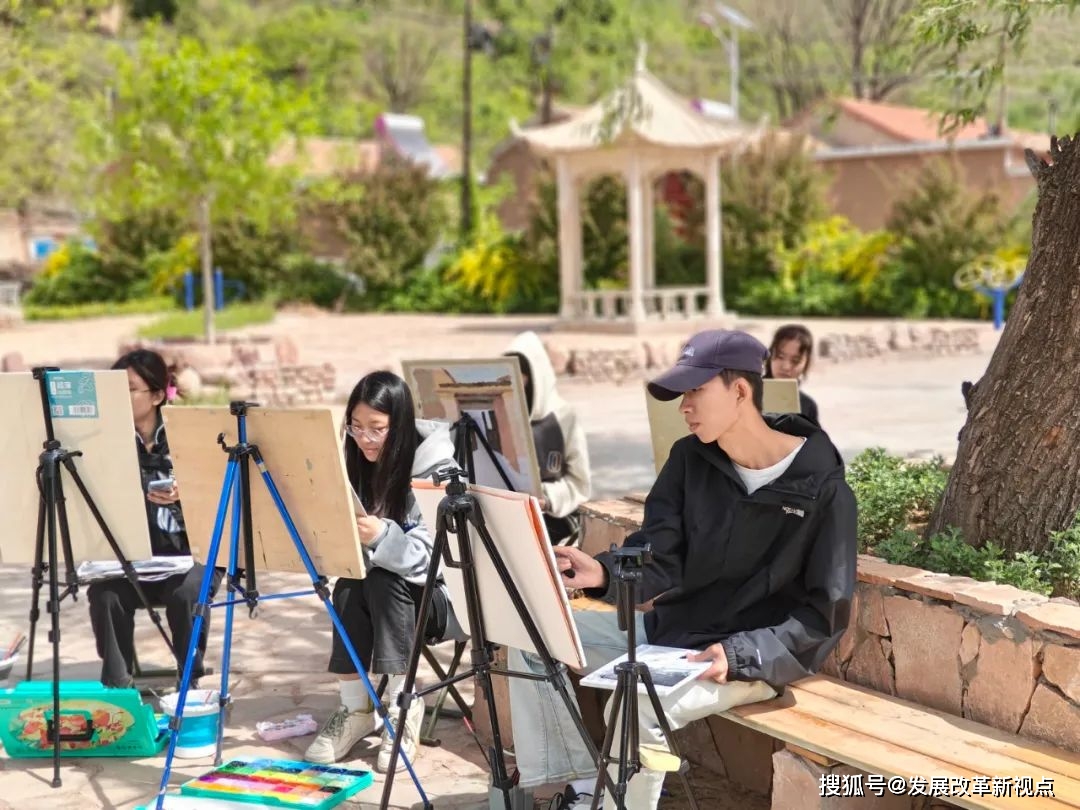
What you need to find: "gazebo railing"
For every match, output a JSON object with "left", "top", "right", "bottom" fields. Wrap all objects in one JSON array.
[{"left": 571, "top": 286, "right": 711, "bottom": 321}]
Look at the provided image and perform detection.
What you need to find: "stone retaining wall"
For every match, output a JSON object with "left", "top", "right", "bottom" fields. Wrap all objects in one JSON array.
[
  {"left": 577, "top": 496, "right": 1080, "bottom": 808},
  {"left": 120, "top": 337, "right": 336, "bottom": 407},
  {"left": 544, "top": 324, "right": 983, "bottom": 384}
]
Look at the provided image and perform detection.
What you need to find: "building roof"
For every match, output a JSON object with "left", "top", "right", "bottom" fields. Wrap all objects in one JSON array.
[
  {"left": 513, "top": 66, "right": 758, "bottom": 155},
  {"left": 835, "top": 97, "right": 991, "bottom": 142}
]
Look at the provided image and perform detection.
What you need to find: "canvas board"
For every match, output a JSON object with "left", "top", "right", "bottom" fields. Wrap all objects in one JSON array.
[
  {"left": 163, "top": 407, "right": 364, "bottom": 578},
  {"left": 411, "top": 479, "right": 585, "bottom": 670},
  {"left": 401, "top": 357, "right": 542, "bottom": 497},
  {"left": 645, "top": 378, "right": 801, "bottom": 473},
  {"left": 0, "top": 370, "right": 151, "bottom": 565}
]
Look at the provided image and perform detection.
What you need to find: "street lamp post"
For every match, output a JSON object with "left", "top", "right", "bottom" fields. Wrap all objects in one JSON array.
[
  {"left": 461, "top": 0, "right": 474, "bottom": 239},
  {"left": 697, "top": 3, "right": 754, "bottom": 120}
]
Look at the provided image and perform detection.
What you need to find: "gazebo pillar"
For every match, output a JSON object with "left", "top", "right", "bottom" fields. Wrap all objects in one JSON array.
[
  {"left": 705, "top": 151, "right": 724, "bottom": 317},
  {"left": 644, "top": 174, "right": 656, "bottom": 291},
  {"left": 626, "top": 155, "right": 647, "bottom": 323},
  {"left": 556, "top": 155, "right": 582, "bottom": 320}
]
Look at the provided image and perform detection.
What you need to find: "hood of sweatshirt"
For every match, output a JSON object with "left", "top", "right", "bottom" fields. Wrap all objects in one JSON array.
[{"left": 506, "top": 330, "right": 559, "bottom": 422}]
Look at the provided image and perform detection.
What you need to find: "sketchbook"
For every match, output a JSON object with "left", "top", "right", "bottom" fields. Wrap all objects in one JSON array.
[
  {"left": 580, "top": 645, "right": 711, "bottom": 697},
  {"left": 411, "top": 479, "right": 586, "bottom": 670}
]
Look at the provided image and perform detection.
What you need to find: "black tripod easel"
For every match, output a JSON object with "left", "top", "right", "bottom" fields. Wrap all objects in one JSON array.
[
  {"left": 151, "top": 401, "right": 432, "bottom": 810},
  {"left": 451, "top": 412, "right": 516, "bottom": 492},
  {"left": 588, "top": 545, "right": 698, "bottom": 810},
  {"left": 377, "top": 467, "right": 616, "bottom": 810},
  {"left": 24, "top": 366, "right": 175, "bottom": 789}
]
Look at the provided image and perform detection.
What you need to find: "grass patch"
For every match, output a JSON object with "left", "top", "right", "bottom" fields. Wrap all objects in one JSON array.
[
  {"left": 23, "top": 296, "right": 176, "bottom": 321},
  {"left": 137, "top": 301, "right": 276, "bottom": 340}
]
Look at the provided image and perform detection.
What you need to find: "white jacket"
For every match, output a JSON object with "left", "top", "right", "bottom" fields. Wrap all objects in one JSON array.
[{"left": 506, "top": 331, "right": 592, "bottom": 518}]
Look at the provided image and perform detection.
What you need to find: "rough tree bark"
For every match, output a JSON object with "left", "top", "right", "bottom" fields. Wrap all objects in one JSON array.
[{"left": 927, "top": 135, "right": 1080, "bottom": 554}]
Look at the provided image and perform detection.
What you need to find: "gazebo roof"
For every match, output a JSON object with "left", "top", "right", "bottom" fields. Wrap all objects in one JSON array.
[{"left": 512, "top": 63, "right": 758, "bottom": 155}]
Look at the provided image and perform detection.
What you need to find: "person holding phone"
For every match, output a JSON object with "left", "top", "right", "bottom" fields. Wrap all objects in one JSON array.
[{"left": 86, "top": 350, "right": 221, "bottom": 689}]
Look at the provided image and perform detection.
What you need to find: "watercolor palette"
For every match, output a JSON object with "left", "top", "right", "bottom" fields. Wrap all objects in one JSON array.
[{"left": 178, "top": 757, "right": 374, "bottom": 809}]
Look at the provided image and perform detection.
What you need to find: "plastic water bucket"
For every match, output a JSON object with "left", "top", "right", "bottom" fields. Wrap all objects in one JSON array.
[{"left": 160, "top": 689, "right": 220, "bottom": 758}]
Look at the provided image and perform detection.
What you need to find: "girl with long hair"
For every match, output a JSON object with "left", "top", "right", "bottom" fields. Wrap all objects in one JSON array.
[{"left": 306, "top": 371, "right": 458, "bottom": 771}]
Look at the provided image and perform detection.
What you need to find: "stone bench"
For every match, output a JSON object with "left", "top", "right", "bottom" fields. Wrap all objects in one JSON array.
[{"left": 576, "top": 495, "right": 1080, "bottom": 808}]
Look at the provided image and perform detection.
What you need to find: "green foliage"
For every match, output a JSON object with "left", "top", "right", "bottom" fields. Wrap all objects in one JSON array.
[
  {"left": 23, "top": 296, "right": 176, "bottom": 321},
  {"left": 734, "top": 217, "right": 897, "bottom": 316},
  {"left": 446, "top": 211, "right": 557, "bottom": 313},
  {"left": 313, "top": 160, "right": 448, "bottom": 301},
  {"left": 274, "top": 255, "right": 365, "bottom": 311},
  {"left": 381, "top": 259, "right": 493, "bottom": 314},
  {"left": 136, "top": 301, "right": 276, "bottom": 339},
  {"left": 22, "top": 241, "right": 108, "bottom": 306},
  {"left": 853, "top": 449, "right": 1080, "bottom": 598},
  {"left": 846, "top": 448, "right": 949, "bottom": 548},
  {"left": 885, "top": 159, "right": 1011, "bottom": 317}
]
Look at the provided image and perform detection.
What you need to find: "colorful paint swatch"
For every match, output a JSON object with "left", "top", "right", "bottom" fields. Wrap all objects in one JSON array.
[{"left": 179, "top": 757, "right": 373, "bottom": 809}]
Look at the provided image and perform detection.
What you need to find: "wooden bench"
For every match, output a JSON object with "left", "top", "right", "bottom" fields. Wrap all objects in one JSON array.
[{"left": 725, "top": 674, "right": 1080, "bottom": 809}]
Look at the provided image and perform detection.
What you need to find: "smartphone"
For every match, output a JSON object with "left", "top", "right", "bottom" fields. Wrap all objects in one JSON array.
[
  {"left": 350, "top": 487, "right": 368, "bottom": 518},
  {"left": 148, "top": 478, "right": 176, "bottom": 492}
]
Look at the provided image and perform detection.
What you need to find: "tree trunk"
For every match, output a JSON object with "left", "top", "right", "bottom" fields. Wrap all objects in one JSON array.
[
  {"left": 198, "top": 195, "right": 216, "bottom": 345},
  {"left": 927, "top": 134, "right": 1080, "bottom": 555}
]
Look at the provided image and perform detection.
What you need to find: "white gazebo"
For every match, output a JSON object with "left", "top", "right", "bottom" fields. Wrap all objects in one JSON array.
[{"left": 513, "top": 48, "right": 761, "bottom": 328}]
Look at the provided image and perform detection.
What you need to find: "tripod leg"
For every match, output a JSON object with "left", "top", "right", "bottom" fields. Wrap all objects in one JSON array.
[
  {"left": 62, "top": 460, "right": 175, "bottom": 658},
  {"left": 153, "top": 461, "right": 239, "bottom": 810},
  {"left": 591, "top": 681, "right": 627, "bottom": 810},
  {"left": 38, "top": 456, "right": 65, "bottom": 787},
  {"left": 248, "top": 450, "right": 432, "bottom": 809},
  {"left": 52, "top": 473, "right": 80, "bottom": 605},
  {"left": 25, "top": 489, "right": 46, "bottom": 682},
  {"left": 214, "top": 469, "right": 244, "bottom": 765},
  {"left": 375, "top": 516, "right": 450, "bottom": 810},
  {"left": 638, "top": 669, "right": 699, "bottom": 810}
]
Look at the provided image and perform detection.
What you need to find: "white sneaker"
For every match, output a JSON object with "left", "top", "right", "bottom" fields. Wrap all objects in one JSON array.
[
  {"left": 304, "top": 705, "right": 382, "bottom": 764},
  {"left": 376, "top": 698, "right": 424, "bottom": 773}
]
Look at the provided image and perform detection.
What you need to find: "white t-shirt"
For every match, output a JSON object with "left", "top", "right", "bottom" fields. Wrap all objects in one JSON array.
[{"left": 733, "top": 438, "right": 807, "bottom": 495}]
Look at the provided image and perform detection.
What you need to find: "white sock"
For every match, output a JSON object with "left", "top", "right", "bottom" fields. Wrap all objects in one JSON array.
[
  {"left": 385, "top": 673, "right": 407, "bottom": 705},
  {"left": 339, "top": 679, "right": 371, "bottom": 713}
]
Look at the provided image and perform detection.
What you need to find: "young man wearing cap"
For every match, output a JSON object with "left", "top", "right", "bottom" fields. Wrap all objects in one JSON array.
[{"left": 507, "top": 329, "right": 857, "bottom": 810}]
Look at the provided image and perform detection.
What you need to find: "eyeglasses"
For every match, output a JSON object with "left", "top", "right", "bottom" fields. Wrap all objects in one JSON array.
[{"left": 345, "top": 425, "right": 389, "bottom": 444}]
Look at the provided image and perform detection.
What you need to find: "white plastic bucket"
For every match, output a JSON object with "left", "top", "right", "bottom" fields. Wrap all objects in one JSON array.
[{"left": 160, "top": 689, "right": 220, "bottom": 758}]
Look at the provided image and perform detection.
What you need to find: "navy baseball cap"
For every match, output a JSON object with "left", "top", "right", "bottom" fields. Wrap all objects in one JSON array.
[{"left": 647, "top": 330, "right": 768, "bottom": 401}]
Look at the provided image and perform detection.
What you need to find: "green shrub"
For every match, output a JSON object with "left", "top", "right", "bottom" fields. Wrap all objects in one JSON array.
[
  {"left": 23, "top": 241, "right": 109, "bottom": 306},
  {"left": 275, "top": 255, "right": 365, "bottom": 311},
  {"left": 310, "top": 160, "right": 448, "bottom": 302},
  {"left": 846, "top": 448, "right": 949, "bottom": 548},
  {"left": 23, "top": 296, "right": 177, "bottom": 321},
  {"left": 381, "top": 260, "right": 494, "bottom": 314},
  {"left": 853, "top": 449, "right": 1080, "bottom": 599}
]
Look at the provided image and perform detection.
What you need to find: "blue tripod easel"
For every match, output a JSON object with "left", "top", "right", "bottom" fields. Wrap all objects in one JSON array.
[{"left": 151, "top": 401, "right": 432, "bottom": 810}]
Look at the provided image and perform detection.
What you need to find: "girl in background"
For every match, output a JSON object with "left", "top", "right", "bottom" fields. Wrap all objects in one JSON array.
[{"left": 765, "top": 324, "right": 820, "bottom": 425}]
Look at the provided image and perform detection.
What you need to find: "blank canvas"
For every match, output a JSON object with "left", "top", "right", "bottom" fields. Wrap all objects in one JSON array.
[
  {"left": 411, "top": 480, "right": 585, "bottom": 670},
  {"left": 0, "top": 370, "right": 151, "bottom": 565}
]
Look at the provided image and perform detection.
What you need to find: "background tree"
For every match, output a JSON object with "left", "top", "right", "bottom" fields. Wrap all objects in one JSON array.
[
  {"left": 81, "top": 34, "right": 309, "bottom": 342},
  {"left": 920, "top": 0, "right": 1080, "bottom": 554}
]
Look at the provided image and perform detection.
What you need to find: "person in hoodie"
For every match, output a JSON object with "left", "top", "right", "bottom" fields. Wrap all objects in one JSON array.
[
  {"left": 87, "top": 349, "right": 222, "bottom": 688},
  {"left": 507, "top": 330, "right": 857, "bottom": 810},
  {"left": 306, "top": 370, "right": 459, "bottom": 772},
  {"left": 504, "top": 331, "right": 591, "bottom": 544}
]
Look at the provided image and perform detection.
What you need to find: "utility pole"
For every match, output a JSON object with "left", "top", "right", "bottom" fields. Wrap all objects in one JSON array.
[{"left": 461, "top": 0, "right": 474, "bottom": 239}]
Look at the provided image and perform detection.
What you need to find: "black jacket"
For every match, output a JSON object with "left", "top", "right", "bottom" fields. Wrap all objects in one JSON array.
[
  {"left": 592, "top": 414, "right": 856, "bottom": 690},
  {"left": 136, "top": 421, "right": 189, "bottom": 557}
]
